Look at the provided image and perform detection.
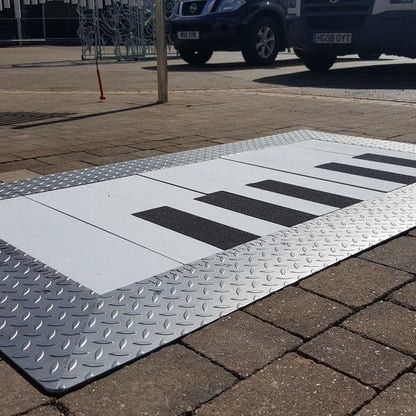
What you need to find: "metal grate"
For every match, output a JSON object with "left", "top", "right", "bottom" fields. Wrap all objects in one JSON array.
[{"left": 0, "top": 111, "right": 75, "bottom": 127}]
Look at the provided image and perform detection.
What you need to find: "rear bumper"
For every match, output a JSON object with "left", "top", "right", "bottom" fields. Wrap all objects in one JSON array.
[{"left": 285, "top": 11, "right": 416, "bottom": 57}]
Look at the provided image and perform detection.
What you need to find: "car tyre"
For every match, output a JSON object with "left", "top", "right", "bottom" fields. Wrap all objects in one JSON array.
[
  {"left": 242, "top": 17, "right": 280, "bottom": 66},
  {"left": 302, "top": 53, "right": 336, "bottom": 71},
  {"left": 178, "top": 48, "right": 213, "bottom": 65},
  {"left": 293, "top": 48, "right": 305, "bottom": 59}
]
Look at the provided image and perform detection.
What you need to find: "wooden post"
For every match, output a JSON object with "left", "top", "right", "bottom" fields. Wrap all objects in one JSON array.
[{"left": 155, "top": 0, "right": 168, "bottom": 103}]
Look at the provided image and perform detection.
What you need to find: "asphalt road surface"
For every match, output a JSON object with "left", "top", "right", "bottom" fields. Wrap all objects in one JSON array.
[{"left": 1, "top": 46, "right": 415, "bottom": 104}]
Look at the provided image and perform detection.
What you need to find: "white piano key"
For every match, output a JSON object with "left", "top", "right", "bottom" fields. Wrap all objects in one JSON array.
[
  {"left": 29, "top": 184, "right": 222, "bottom": 264},
  {"left": 224, "top": 145, "right": 408, "bottom": 191},
  {"left": 144, "top": 158, "right": 382, "bottom": 201},
  {"left": 0, "top": 197, "right": 180, "bottom": 294}
]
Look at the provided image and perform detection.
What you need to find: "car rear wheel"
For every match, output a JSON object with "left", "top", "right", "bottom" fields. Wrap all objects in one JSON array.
[
  {"left": 178, "top": 48, "right": 213, "bottom": 65},
  {"left": 302, "top": 53, "right": 337, "bottom": 71},
  {"left": 293, "top": 48, "right": 305, "bottom": 59},
  {"left": 242, "top": 17, "right": 280, "bottom": 66}
]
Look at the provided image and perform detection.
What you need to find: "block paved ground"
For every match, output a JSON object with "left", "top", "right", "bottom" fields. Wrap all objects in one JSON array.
[{"left": 0, "top": 46, "right": 416, "bottom": 416}]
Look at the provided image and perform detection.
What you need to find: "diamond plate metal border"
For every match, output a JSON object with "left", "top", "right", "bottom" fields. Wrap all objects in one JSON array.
[
  {"left": 1, "top": 130, "right": 416, "bottom": 393},
  {"left": 0, "top": 130, "right": 312, "bottom": 200},
  {"left": 3, "top": 129, "right": 416, "bottom": 201}
]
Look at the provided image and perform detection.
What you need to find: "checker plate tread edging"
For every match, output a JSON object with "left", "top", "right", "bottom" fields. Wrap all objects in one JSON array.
[
  {"left": 0, "top": 130, "right": 312, "bottom": 200},
  {"left": 1, "top": 130, "right": 416, "bottom": 392}
]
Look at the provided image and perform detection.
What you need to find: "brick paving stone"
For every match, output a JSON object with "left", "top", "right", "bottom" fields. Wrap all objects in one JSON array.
[
  {"left": 299, "top": 327, "right": 414, "bottom": 389},
  {"left": 0, "top": 169, "right": 40, "bottom": 183},
  {"left": 356, "top": 373, "right": 416, "bottom": 416},
  {"left": 0, "top": 360, "right": 51, "bottom": 416},
  {"left": 129, "top": 140, "right": 177, "bottom": 151},
  {"left": 37, "top": 152, "right": 94, "bottom": 165},
  {"left": 34, "top": 161, "right": 94, "bottom": 175},
  {"left": 342, "top": 301, "right": 416, "bottom": 356},
  {"left": 155, "top": 135, "right": 212, "bottom": 146},
  {"left": 160, "top": 141, "right": 213, "bottom": 153},
  {"left": 10, "top": 147, "right": 73, "bottom": 160},
  {"left": 76, "top": 153, "right": 142, "bottom": 166},
  {"left": 409, "top": 228, "right": 416, "bottom": 237},
  {"left": 195, "top": 353, "right": 375, "bottom": 416},
  {"left": 86, "top": 146, "right": 136, "bottom": 156},
  {"left": 299, "top": 258, "right": 412, "bottom": 308},
  {"left": 0, "top": 154, "right": 19, "bottom": 164},
  {"left": 24, "top": 405, "right": 63, "bottom": 416},
  {"left": 389, "top": 281, "right": 416, "bottom": 309},
  {"left": 393, "top": 132, "right": 416, "bottom": 143},
  {"left": 67, "top": 142, "right": 129, "bottom": 153},
  {"left": 245, "top": 286, "right": 352, "bottom": 338},
  {"left": 360, "top": 236, "right": 416, "bottom": 274},
  {"left": 0, "top": 159, "right": 50, "bottom": 174},
  {"left": 129, "top": 149, "right": 167, "bottom": 159},
  {"left": 59, "top": 344, "right": 236, "bottom": 416},
  {"left": 124, "top": 134, "right": 180, "bottom": 145},
  {"left": 183, "top": 311, "right": 302, "bottom": 378}
]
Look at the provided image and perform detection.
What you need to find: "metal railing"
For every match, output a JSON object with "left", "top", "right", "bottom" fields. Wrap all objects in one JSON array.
[{"left": 77, "top": 0, "right": 176, "bottom": 60}]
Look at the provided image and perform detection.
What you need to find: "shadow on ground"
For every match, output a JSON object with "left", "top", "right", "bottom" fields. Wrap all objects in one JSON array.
[
  {"left": 254, "top": 61, "right": 416, "bottom": 90},
  {"left": 161, "top": 56, "right": 369, "bottom": 72},
  {"left": 146, "top": 55, "right": 415, "bottom": 90}
]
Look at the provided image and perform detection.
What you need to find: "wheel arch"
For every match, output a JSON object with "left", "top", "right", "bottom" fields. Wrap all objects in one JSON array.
[{"left": 242, "top": 4, "right": 287, "bottom": 50}]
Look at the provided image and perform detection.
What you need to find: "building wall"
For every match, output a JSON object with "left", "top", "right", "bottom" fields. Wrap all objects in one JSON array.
[{"left": 0, "top": 2, "right": 79, "bottom": 43}]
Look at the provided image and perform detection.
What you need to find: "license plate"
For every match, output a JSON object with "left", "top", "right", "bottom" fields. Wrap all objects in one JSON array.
[
  {"left": 178, "top": 31, "right": 200, "bottom": 40},
  {"left": 313, "top": 33, "right": 352, "bottom": 44}
]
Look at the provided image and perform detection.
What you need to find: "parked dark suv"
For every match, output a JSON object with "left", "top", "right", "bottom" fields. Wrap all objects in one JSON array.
[{"left": 168, "top": 0, "right": 288, "bottom": 65}]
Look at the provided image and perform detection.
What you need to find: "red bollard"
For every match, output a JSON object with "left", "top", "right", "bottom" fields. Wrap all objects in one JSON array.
[{"left": 96, "top": 60, "right": 106, "bottom": 100}]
